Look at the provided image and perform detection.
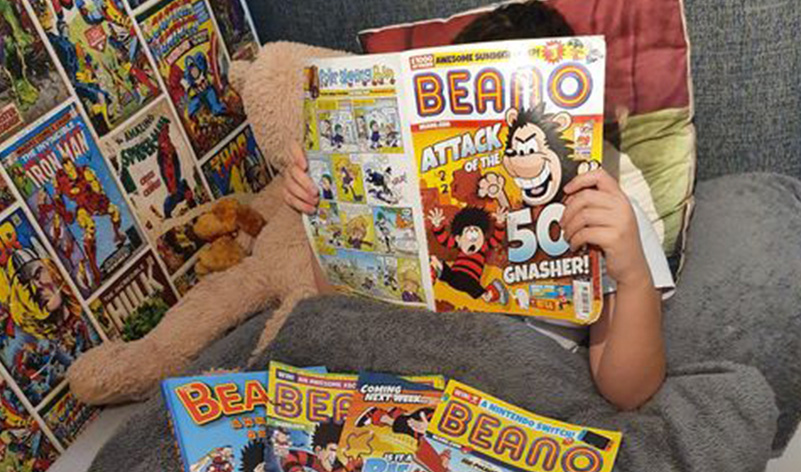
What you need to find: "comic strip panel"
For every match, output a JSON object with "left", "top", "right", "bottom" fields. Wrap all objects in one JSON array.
[
  {"left": 360, "top": 154, "right": 414, "bottom": 206},
  {"left": 331, "top": 154, "right": 365, "bottom": 204},
  {"left": 317, "top": 100, "right": 357, "bottom": 153},
  {"left": 376, "top": 255, "right": 424, "bottom": 303},
  {"left": 372, "top": 206, "right": 417, "bottom": 256},
  {"left": 308, "top": 200, "right": 343, "bottom": 255},
  {"left": 339, "top": 203, "right": 375, "bottom": 252},
  {"left": 353, "top": 98, "right": 403, "bottom": 153},
  {"left": 308, "top": 157, "right": 336, "bottom": 201}
]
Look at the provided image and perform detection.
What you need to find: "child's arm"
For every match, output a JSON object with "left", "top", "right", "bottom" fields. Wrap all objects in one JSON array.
[
  {"left": 560, "top": 169, "right": 665, "bottom": 410},
  {"left": 284, "top": 142, "right": 319, "bottom": 214}
]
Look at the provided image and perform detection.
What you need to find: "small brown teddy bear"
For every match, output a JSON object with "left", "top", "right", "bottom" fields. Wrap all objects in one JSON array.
[{"left": 193, "top": 199, "right": 266, "bottom": 275}]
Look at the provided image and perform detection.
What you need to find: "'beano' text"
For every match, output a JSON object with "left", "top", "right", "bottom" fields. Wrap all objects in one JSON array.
[
  {"left": 176, "top": 380, "right": 269, "bottom": 426},
  {"left": 272, "top": 381, "right": 352, "bottom": 424}
]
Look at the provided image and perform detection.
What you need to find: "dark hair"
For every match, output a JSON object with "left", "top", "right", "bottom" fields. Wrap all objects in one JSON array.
[
  {"left": 312, "top": 420, "right": 343, "bottom": 449},
  {"left": 453, "top": 1, "right": 574, "bottom": 44},
  {"left": 451, "top": 207, "right": 491, "bottom": 237},
  {"left": 321, "top": 174, "right": 332, "bottom": 183},
  {"left": 239, "top": 440, "right": 265, "bottom": 472},
  {"left": 506, "top": 102, "right": 572, "bottom": 163}
]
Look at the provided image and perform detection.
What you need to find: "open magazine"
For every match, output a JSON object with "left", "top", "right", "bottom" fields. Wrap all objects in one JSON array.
[{"left": 302, "top": 37, "right": 606, "bottom": 324}]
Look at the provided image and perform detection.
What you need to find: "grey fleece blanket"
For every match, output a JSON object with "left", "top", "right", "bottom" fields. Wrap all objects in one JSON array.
[{"left": 90, "top": 173, "right": 801, "bottom": 472}]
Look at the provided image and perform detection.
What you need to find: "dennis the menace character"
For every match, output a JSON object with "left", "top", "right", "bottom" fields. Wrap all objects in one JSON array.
[
  {"left": 428, "top": 206, "right": 508, "bottom": 304},
  {"left": 355, "top": 406, "right": 434, "bottom": 441},
  {"left": 281, "top": 420, "right": 362, "bottom": 472}
]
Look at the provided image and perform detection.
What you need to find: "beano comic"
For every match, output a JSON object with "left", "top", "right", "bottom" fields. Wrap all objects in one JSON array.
[
  {"left": 302, "top": 38, "right": 606, "bottom": 324},
  {"left": 29, "top": 0, "right": 160, "bottom": 136},
  {"left": 0, "top": 105, "right": 144, "bottom": 297},
  {"left": 427, "top": 380, "right": 621, "bottom": 472},
  {"left": 0, "top": 208, "right": 100, "bottom": 406},
  {"left": 102, "top": 98, "right": 211, "bottom": 259},
  {"left": 136, "top": 0, "right": 247, "bottom": 160},
  {"left": 0, "top": 0, "right": 70, "bottom": 143},
  {"left": 0, "top": 377, "right": 59, "bottom": 470}
]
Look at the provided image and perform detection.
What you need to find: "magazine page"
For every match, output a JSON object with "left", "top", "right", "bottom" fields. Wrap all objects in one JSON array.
[
  {"left": 399, "top": 37, "right": 607, "bottom": 323},
  {"left": 427, "top": 379, "right": 622, "bottom": 472},
  {"left": 302, "top": 55, "right": 433, "bottom": 307}
]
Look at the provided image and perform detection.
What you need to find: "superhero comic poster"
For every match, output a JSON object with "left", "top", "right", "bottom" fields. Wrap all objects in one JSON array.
[
  {"left": 303, "top": 38, "right": 608, "bottom": 324},
  {"left": 209, "top": 0, "right": 259, "bottom": 62},
  {"left": 136, "top": 0, "right": 247, "bottom": 160},
  {"left": 102, "top": 98, "right": 211, "bottom": 260},
  {"left": 201, "top": 125, "right": 272, "bottom": 199},
  {"left": 0, "top": 105, "right": 144, "bottom": 298},
  {"left": 89, "top": 250, "right": 177, "bottom": 341},
  {"left": 28, "top": 0, "right": 160, "bottom": 137},
  {"left": 0, "top": 176, "right": 16, "bottom": 214},
  {"left": 0, "top": 378, "right": 60, "bottom": 471},
  {"left": 0, "top": 0, "right": 70, "bottom": 143},
  {"left": 0, "top": 208, "right": 100, "bottom": 406},
  {"left": 40, "top": 386, "right": 97, "bottom": 446}
]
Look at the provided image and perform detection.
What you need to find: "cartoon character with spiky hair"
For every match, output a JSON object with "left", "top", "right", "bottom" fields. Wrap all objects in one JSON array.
[
  {"left": 428, "top": 206, "right": 508, "bottom": 304},
  {"left": 280, "top": 420, "right": 361, "bottom": 472},
  {"left": 239, "top": 440, "right": 266, "bottom": 472}
]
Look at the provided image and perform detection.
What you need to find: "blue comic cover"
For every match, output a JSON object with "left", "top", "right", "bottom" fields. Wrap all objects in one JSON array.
[
  {"left": 202, "top": 125, "right": 273, "bottom": 199},
  {"left": 0, "top": 208, "right": 100, "bottom": 406},
  {"left": 0, "top": 105, "right": 144, "bottom": 297}
]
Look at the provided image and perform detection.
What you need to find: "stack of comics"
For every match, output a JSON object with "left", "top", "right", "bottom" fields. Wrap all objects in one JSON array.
[{"left": 163, "top": 361, "right": 622, "bottom": 472}]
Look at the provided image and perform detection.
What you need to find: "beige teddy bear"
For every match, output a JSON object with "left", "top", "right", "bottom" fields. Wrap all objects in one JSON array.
[{"left": 66, "top": 42, "right": 348, "bottom": 405}]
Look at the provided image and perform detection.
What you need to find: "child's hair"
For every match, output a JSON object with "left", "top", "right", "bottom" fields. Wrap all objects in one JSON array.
[
  {"left": 451, "top": 207, "right": 491, "bottom": 236},
  {"left": 312, "top": 420, "right": 343, "bottom": 450},
  {"left": 452, "top": 0, "right": 574, "bottom": 44}
]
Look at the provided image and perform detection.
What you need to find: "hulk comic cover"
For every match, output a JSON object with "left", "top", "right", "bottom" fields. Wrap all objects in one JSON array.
[
  {"left": 102, "top": 98, "right": 211, "bottom": 260},
  {"left": 40, "top": 386, "right": 98, "bottom": 446},
  {"left": 29, "top": 0, "right": 160, "bottom": 136},
  {"left": 202, "top": 125, "right": 273, "bottom": 199},
  {"left": 89, "top": 250, "right": 178, "bottom": 341},
  {"left": 0, "top": 208, "right": 100, "bottom": 406},
  {"left": 0, "top": 377, "right": 60, "bottom": 470},
  {"left": 427, "top": 380, "right": 621, "bottom": 472},
  {"left": 209, "top": 0, "right": 259, "bottom": 62},
  {"left": 0, "top": 0, "right": 70, "bottom": 143},
  {"left": 0, "top": 105, "right": 144, "bottom": 297},
  {"left": 302, "top": 38, "right": 606, "bottom": 324},
  {"left": 136, "top": 0, "right": 247, "bottom": 159}
]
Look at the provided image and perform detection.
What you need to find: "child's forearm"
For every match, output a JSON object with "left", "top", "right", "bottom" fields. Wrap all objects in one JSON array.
[{"left": 589, "top": 273, "right": 666, "bottom": 410}]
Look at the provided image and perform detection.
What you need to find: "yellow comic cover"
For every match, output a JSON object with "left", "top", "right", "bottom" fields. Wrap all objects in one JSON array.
[
  {"left": 302, "top": 38, "right": 607, "bottom": 324},
  {"left": 428, "top": 380, "right": 622, "bottom": 472}
]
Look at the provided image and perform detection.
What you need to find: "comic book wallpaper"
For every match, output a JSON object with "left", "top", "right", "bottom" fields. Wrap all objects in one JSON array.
[
  {"left": 136, "top": 0, "right": 247, "bottom": 159},
  {"left": 0, "top": 0, "right": 70, "bottom": 143},
  {"left": 89, "top": 250, "right": 177, "bottom": 341},
  {"left": 0, "top": 105, "right": 144, "bottom": 298},
  {"left": 209, "top": 0, "right": 259, "bottom": 62},
  {"left": 202, "top": 125, "right": 272, "bottom": 199},
  {"left": 40, "top": 387, "right": 97, "bottom": 446},
  {"left": 103, "top": 98, "right": 210, "bottom": 257},
  {"left": 0, "top": 208, "right": 99, "bottom": 406},
  {"left": 0, "top": 379, "right": 59, "bottom": 471},
  {"left": 29, "top": 0, "right": 160, "bottom": 136}
]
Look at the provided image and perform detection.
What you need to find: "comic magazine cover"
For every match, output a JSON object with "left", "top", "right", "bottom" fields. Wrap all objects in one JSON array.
[
  {"left": 202, "top": 125, "right": 273, "bottom": 199},
  {"left": 302, "top": 38, "right": 606, "bottom": 324},
  {"left": 102, "top": 98, "right": 211, "bottom": 257},
  {"left": 0, "top": 0, "right": 70, "bottom": 143},
  {"left": 163, "top": 371, "right": 274, "bottom": 472},
  {"left": 0, "top": 105, "right": 144, "bottom": 297},
  {"left": 0, "top": 208, "right": 100, "bottom": 406},
  {"left": 209, "top": 0, "right": 259, "bottom": 62},
  {"left": 338, "top": 372, "right": 442, "bottom": 472},
  {"left": 0, "top": 176, "right": 16, "bottom": 213},
  {"left": 40, "top": 387, "right": 98, "bottom": 446},
  {"left": 29, "top": 0, "right": 160, "bottom": 136},
  {"left": 89, "top": 250, "right": 178, "bottom": 341},
  {"left": 0, "top": 378, "right": 60, "bottom": 470},
  {"left": 136, "top": 0, "right": 247, "bottom": 159},
  {"left": 427, "top": 380, "right": 621, "bottom": 472}
]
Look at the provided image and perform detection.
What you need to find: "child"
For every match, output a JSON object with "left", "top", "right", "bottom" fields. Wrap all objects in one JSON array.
[{"left": 283, "top": 1, "right": 672, "bottom": 411}]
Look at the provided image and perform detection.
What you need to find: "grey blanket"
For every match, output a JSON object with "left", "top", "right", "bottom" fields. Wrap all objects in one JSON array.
[{"left": 90, "top": 173, "right": 801, "bottom": 472}]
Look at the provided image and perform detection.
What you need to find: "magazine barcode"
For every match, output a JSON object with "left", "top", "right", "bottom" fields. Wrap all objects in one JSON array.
[{"left": 573, "top": 280, "right": 592, "bottom": 321}]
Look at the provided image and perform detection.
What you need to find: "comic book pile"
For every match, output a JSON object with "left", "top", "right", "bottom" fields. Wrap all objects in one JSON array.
[
  {"left": 163, "top": 361, "right": 622, "bottom": 472},
  {"left": 302, "top": 37, "right": 607, "bottom": 325},
  {"left": 0, "top": 0, "right": 267, "bottom": 467}
]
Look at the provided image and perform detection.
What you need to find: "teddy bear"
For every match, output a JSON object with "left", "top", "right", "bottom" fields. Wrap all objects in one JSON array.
[
  {"left": 193, "top": 198, "right": 266, "bottom": 276},
  {"left": 66, "top": 42, "right": 349, "bottom": 405}
]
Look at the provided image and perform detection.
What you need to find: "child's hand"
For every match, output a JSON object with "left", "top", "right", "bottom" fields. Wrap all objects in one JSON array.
[
  {"left": 428, "top": 208, "right": 445, "bottom": 227},
  {"left": 560, "top": 169, "right": 649, "bottom": 287},
  {"left": 493, "top": 206, "right": 508, "bottom": 225},
  {"left": 282, "top": 142, "right": 319, "bottom": 214}
]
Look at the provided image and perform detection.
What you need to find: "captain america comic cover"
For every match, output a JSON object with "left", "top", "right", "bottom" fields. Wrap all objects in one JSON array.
[
  {"left": 0, "top": 377, "right": 60, "bottom": 470},
  {"left": 0, "top": 104, "right": 145, "bottom": 298},
  {"left": 102, "top": 98, "right": 211, "bottom": 262},
  {"left": 0, "top": 207, "right": 100, "bottom": 406},
  {"left": 28, "top": 0, "right": 161, "bottom": 137},
  {"left": 136, "top": 0, "right": 247, "bottom": 160},
  {"left": 0, "top": 0, "right": 71, "bottom": 143}
]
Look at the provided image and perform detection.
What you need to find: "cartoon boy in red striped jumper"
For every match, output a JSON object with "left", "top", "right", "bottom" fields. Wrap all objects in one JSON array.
[{"left": 428, "top": 206, "right": 509, "bottom": 305}]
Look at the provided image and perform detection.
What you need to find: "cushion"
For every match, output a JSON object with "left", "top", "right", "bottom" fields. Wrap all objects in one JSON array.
[{"left": 358, "top": 0, "right": 696, "bottom": 276}]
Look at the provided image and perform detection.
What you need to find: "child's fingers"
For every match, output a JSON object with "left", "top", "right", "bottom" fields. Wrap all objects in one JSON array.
[
  {"left": 567, "top": 227, "right": 613, "bottom": 252},
  {"left": 564, "top": 168, "right": 619, "bottom": 195},
  {"left": 288, "top": 165, "right": 318, "bottom": 200},
  {"left": 561, "top": 208, "right": 612, "bottom": 242},
  {"left": 561, "top": 189, "right": 614, "bottom": 225},
  {"left": 290, "top": 142, "right": 309, "bottom": 171},
  {"left": 284, "top": 176, "right": 318, "bottom": 209},
  {"left": 283, "top": 186, "right": 317, "bottom": 215}
]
